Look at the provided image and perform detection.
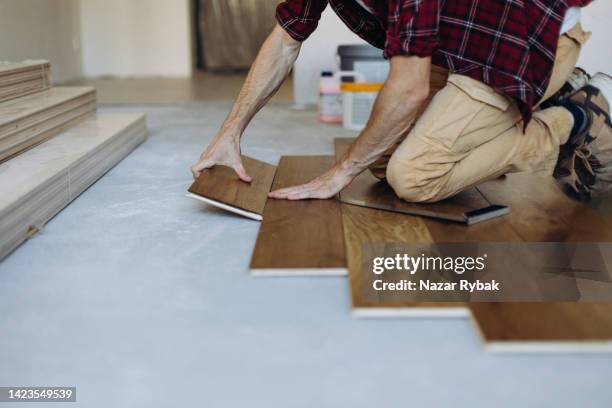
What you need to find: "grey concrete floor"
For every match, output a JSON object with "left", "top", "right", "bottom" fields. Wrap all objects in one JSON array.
[{"left": 1, "top": 102, "right": 611, "bottom": 408}]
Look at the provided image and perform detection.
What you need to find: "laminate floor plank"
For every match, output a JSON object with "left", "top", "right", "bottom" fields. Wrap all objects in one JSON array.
[
  {"left": 250, "top": 155, "right": 347, "bottom": 276},
  {"left": 468, "top": 174, "right": 612, "bottom": 352},
  {"left": 334, "top": 139, "right": 468, "bottom": 316},
  {"left": 341, "top": 204, "right": 470, "bottom": 316},
  {"left": 336, "top": 138, "right": 612, "bottom": 350},
  {"left": 478, "top": 174, "right": 612, "bottom": 241},
  {"left": 187, "top": 156, "right": 276, "bottom": 221},
  {"left": 0, "top": 87, "right": 97, "bottom": 163},
  {"left": 0, "top": 60, "right": 50, "bottom": 104}
]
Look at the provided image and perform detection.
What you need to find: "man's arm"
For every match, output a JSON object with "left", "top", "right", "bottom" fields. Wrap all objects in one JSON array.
[
  {"left": 269, "top": 55, "right": 431, "bottom": 200},
  {"left": 190, "top": 24, "right": 301, "bottom": 181}
]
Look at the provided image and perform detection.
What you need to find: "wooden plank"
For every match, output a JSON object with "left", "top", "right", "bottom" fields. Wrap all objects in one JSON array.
[
  {"left": 469, "top": 303, "right": 612, "bottom": 352},
  {"left": 0, "top": 101, "right": 96, "bottom": 163},
  {"left": 333, "top": 139, "right": 468, "bottom": 316},
  {"left": 467, "top": 174, "right": 612, "bottom": 352},
  {"left": 334, "top": 138, "right": 508, "bottom": 224},
  {"left": 341, "top": 204, "right": 470, "bottom": 317},
  {"left": 0, "top": 60, "right": 50, "bottom": 76},
  {"left": 0, "top": 87, "right": 97, "bottom": 163},
  {"left": 0, "top": 87, "right": 95, "bottom": 133},
  {"left": 187, "top": 156, "right": 275, "bottom": 221},
  {"left": 249, "top": 156, "right": 347, "bottom": 276},
  {"left": 0, "top": 113, "right": 147, "bottom": 260},
  {"left": 0, "top": 60, "right": 51, "bottom": 103}
]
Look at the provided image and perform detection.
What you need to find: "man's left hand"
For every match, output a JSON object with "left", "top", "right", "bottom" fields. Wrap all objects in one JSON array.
[{"left": 268, "top": 164, "right": 358, "bottom": 200}]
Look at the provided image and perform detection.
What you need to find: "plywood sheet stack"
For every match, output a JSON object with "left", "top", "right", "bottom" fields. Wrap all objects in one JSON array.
[
  {"left": 0, "top": 86, "right": 97, "bottom": 162},
  {"left": 0, "top": 60, "right": 147, "bottom": 260},
  {"left": 0, "top": 60, "right": 51, "bottom": 103}
]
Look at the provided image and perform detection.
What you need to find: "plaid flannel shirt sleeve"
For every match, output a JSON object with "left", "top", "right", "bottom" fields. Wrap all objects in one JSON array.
[
  {"left": 275, "top": 0, "right": 329, "bottom": 42},
  {"left": 384, "top": 0, "right": 441, "bottom": 58}
]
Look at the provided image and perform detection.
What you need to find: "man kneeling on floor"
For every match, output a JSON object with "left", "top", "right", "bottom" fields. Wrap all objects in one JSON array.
[{"left": 191, "top": 0, "right": 612, "bottom": 203}]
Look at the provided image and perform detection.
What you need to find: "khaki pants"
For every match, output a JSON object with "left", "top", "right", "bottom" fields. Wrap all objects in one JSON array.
[{"left": 371, "top": 23, "right": 591, "bottom": 203}]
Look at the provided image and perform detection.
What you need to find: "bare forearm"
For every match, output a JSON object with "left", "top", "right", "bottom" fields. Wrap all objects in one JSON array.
[
  {"left": 221, "top": 24, "right": 301, "bottom": 137},
  {"left": 339, "top": 56, "right": 431, "bottom": 175},
  {"left": 268, "top": 56, "right": 433, "bottom": 201}
]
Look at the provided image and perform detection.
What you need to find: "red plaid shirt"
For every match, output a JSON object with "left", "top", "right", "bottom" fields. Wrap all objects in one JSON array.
[{"left": 276, "top": 0, "right": 592, "bottom": 121}]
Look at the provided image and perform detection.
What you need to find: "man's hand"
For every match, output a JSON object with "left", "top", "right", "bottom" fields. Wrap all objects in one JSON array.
[
  {"left": 190, "top": 134, "right": 252, "bottom": 182},
  {"left": 189, "top": 24, "right": 301, "bottom": 182},
  {"left": 268, "top": 55, "right": 431, "bottom": 201},
  {"left": 268, "top": 163, "right": 357, "bottom": 200}
]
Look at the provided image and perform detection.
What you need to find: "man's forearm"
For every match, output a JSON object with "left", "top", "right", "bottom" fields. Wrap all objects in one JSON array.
[
  {"left": 220, "top": 24, "right": 301, "bottom": 138},
  {"left": 339, "top": 56, "right": 432, "bottom": 175}
]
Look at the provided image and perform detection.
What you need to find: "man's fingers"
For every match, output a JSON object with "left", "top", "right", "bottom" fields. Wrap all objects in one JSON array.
[
  {"left": 190, "top": 159, "right": 214, "bottom": 179},
  {"left": 233, "top": 162, "right": 253, "bottom": 183},
  {"left": 269, "top": 183, "right": 317, "bottom": 199}
]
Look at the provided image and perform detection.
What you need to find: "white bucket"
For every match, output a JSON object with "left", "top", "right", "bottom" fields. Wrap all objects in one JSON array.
[{"left": 340, "top": 82, "right": 383, "bottom": 131}]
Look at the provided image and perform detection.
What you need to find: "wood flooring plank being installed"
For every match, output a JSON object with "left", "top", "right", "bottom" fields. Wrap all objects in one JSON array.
[
  {"left": 334, "top": 138, "right": 509, "bottom": 224},
  {"left": 187, "top": 156, "right": 276, "bottom": 221},
  {"left": 467, "top": 174, "right": 612, "bottom": 353},
  {"left": 334, "top": 138, "right": 468, "bottom": 316},
  {"left": 249, "top": 156, "right": 347, "bottom": 276},
  {"left": 0, "top": 113, "right": 147, "bottom": 260}
]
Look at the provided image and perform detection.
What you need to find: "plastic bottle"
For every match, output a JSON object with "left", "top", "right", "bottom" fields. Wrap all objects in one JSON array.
[{"left": 318, "top": 71, "right": 343, "bottom": 124}]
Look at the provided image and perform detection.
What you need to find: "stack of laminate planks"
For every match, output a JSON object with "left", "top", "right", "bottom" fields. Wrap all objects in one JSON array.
[
  {"left": 0, "top": 60, "right": 147, "bottom": 260},
  {"left": 0, "top": 60, "right": 51, "bottom": 103},
  {"left": 0, "top": 86, "right": 97, "bottom": 162}
]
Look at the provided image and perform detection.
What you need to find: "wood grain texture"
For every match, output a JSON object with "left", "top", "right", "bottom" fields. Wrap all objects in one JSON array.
[
  {"left": 334, "top": 138, "right": 498, "bottom": 223},
  {"left": 341, "top": 204, "right": 469, "bottom": 316},
  {"left": 468, "top": 174, "right": 612, "bottom": 350},
  {"left": 249, "top": 155, "right": 347, "bottom": 275},
  {"left": 188, "top": 155, "right": 275, "bottom": 219},
  {"left": 336, "top": 138, "right": 612, "bottom": 348},
  {"left": 334, "top": 139, "right": 467, "bottom": 315}
]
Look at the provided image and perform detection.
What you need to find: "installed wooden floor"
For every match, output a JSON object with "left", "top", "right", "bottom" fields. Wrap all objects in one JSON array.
[
  {"left": 187, "top": 156, "right": 276, "bottom": 221},
  {"left": 468, "top": 174, "right": 612, "bottom": 352},
  {"left": 335, "top": 137, "right": 612, "bottom": 350},
  {"left": 209, "top": 138, "right": 612, "bottom": 350},
  {"left": 249, "top": 156, "right": 347, "bottom": 276},
  {"left": 335, "top": 138, "right": 468, "bottom": 316}
]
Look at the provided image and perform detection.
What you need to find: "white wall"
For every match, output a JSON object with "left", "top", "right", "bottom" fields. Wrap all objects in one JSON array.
[
  {"left": 0, "top": 0, "right": 82, "bottom": 83},
  {"left": 293, "top": 8, "right": 367, "bottom": 106},
  {"left": 79, "top": 0, "right": 192, "bottom": 78},
  {"left": 577, "top": 1, "right": 612, "bottom": 75}
]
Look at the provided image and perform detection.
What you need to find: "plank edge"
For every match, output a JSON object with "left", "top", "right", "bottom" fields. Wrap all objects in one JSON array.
[{"left": 186, "top": 193, "right": 262, "bottom": 221}]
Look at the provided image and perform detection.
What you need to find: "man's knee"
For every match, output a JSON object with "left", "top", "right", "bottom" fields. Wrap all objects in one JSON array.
[{"left": 386, "top": 153, "right": 450, "bottom": 203}]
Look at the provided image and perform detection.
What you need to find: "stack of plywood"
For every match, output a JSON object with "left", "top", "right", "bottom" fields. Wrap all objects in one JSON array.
[
  {"left": 0, "top": 61, "right": 147, "bottom": 260},
  {"left": 0, "top": 86, "right": 97, "bottom": 162},
  {"left": 0, "top": 60, "right": 51, "bottom": 103},
  {"left": 0, "top": 114, "right": 146, "bottom": 259}
]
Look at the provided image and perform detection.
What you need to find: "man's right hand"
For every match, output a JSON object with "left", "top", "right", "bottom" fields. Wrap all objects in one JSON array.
[{"left": 190, "top": 134, "right": 253, "bottom": 183}]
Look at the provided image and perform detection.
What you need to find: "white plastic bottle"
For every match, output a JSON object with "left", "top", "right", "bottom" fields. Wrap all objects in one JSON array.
[{"left": 318, "top": 71, "right": 342, "bottom": 124}]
